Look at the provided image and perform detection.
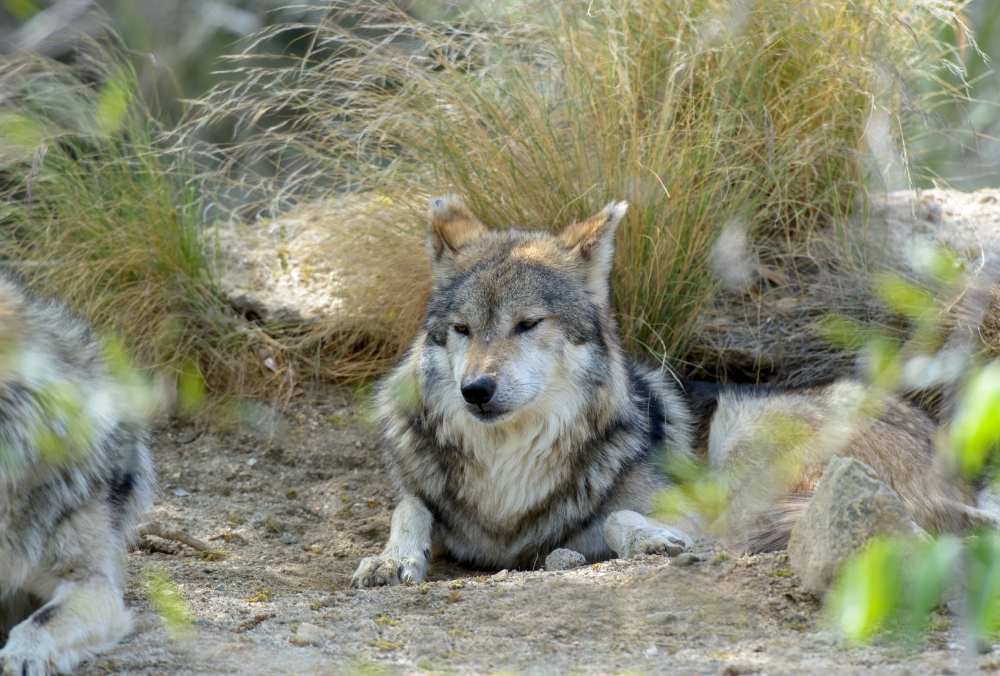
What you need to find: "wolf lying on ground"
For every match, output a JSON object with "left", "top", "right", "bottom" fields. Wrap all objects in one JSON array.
[
  {"left": 0, "top": 273, "right": 154, "bottom": 676},
  {"left": 353, "top": 197, "right": 994, "bottom": 587}
]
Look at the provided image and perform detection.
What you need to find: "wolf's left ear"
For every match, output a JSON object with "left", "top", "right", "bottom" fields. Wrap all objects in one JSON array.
[
  {"left": 426, "top": 195, "right": 488, "bottom": 263},
  {"left": 559, "top": 201, "right": 627, "bottom": 300}
]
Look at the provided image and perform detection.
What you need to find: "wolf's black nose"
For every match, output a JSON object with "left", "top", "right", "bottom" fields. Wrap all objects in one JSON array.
[{"left": 461, "top": 378, "right": 495, "bottom": 406}]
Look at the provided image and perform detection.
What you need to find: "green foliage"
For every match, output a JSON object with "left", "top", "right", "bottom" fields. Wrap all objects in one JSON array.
[
  {"left": 966, "top": 534, "right": 1000, "bottom": 651},
  {"left": 177, "top": 359, "right": 208, "bottom": 416},
  {"left": 653, "top": 453, "right": 728, "bottom": 524},
  {"left": 826, "top": 534, "right": 1000, "bottom": 651},
  {"left": 32, "top": 383, "right": 96, "bottom": 469},
  {"left": 143, "top": 566, "right": 194, "bottom": 640},
  {"left": 951, "top": 362, "right": 1000, "bottom": 479},
  {"left": 2, "top": 0, "right": 39, "bottom": 22},
  {"left": 814, "top": 240, "right": 1000, "bottom": 648},
  {"left": 827, "top": 536, "right": 906, "bottom": 642}
]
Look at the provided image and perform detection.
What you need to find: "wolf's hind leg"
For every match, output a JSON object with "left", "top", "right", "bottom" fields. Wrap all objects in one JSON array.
[
  {"left": 353, "top": 495, "right": 433, "bottom": 588},
  {"left": 0, "top": 576, "right": 131, "bottom": 676},
  {"left": 604, "top": 510, "right": 691, "bottom": 559}
]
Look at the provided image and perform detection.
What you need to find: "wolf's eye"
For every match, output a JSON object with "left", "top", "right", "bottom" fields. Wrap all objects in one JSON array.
[
  {"left": 453, "top": 324, "right": 469, "bottom": 336},
  {"left": 516, "top": 318, "right": 540, "bottom": 333}
]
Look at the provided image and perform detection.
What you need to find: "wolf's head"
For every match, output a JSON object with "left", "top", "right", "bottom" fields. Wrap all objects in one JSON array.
[{"left": 419, "top": 196, "right": 628, "bottom": 424}]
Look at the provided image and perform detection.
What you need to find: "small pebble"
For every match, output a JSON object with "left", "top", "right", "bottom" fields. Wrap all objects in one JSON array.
[
  {"left": 642, "top": 646, "right": 658, "bottom": 657},
  {"left": 281, "top": 532, "right": 299, "bottom": 545},
  {"left": 672, "top": 552, "right": 701, "bottom": 567},
  {"left": 646, "top": 611, "right": 679, "bottom": 624},
  {"left": 812, "top": 631, "right": 839, "bottom": 646},
  {"left": 288, "top": 623, "right": 331, "bottom": 647},
  {"left": 545, "top": 548, "right": 586, "bottom": 570},
  {"left": 491, "top": 569, "right": 509, "bottom": 582}
]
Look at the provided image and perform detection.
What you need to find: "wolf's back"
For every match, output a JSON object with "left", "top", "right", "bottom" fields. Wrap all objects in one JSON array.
[{"left": 0, "top": 272, "right": 154, "bottom": 558}]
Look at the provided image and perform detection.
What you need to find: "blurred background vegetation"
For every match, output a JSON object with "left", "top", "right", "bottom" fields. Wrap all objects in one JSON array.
[
  {"left": 0, "top": 0, "right": 998, "bottom": 397},
  {"left": 0, "top": 0, "right": 996, "bottom": 184}
]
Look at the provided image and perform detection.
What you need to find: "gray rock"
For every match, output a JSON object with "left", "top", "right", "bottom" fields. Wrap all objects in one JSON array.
[
  {"left": 281, "top": 532, "right": 299, "bottom": 545},
  {"left": 787, "top": 456, "right": 922, "bottom": 596},
  {"left": 646, "top": 611, "right": 680, "bottom": 624},
  {"left": 288, "top": 623, "right": 332, "bottom": 647},
  {"left": 672, "top": 552, "right": 701, "bottom": 567},
  {"left": 545, "top": 548, "right": 586, "bottom": 570}
]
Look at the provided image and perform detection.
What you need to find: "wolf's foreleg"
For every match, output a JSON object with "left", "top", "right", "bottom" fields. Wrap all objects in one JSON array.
[
  {"left": 1, "top": 501, "right": 132, "bottom": 676},
  {"left": 603, "top": 510, "right": 691, "bottom": 559},
  {"left": 0, "top": 575, "right": 131, "bottom": 676},
  {"left": 352, "top": 495, "right": 433, "bottom": 588}
]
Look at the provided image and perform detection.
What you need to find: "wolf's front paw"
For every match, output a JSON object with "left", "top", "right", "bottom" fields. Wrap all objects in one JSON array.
[
  {"left": 604, "top": 511, "right": 691, "bottom": 559},
  {"left": 619, "top": 525, "right": 688, "bottom": 558},
  {"left": 352, "top": 556, "right": 428, "bottom": 588},
  {"left": 0, "top": 649, "right": 49, "bottom": 676}
]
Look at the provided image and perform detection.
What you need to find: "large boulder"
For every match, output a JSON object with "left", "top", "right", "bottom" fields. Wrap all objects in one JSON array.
[{"left": 787, "top": 456, "right": 922, "bottom": 596}]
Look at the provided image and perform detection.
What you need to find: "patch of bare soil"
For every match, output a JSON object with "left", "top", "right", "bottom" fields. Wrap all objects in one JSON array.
[{"left": 74, "top": 386, "right": 997, "bottom": 676}]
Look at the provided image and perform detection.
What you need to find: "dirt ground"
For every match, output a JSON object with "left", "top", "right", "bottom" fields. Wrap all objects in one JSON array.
[{"left": 63, "top": 385, "right": 997, "bottom": 676}]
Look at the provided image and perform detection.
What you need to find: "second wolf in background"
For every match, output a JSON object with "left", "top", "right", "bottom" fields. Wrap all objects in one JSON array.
[
  {"left": 0, "top": 273, "right": 155, "bottom": 676},
  {"left": 353, "top": 197, "right": 992, "bottom": 588}
]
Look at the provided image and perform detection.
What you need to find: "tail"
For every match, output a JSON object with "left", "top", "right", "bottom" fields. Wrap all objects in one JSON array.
[
  {"left": 738, "top": 492, "right": 813, "bottom": 555},
  {"left": 677, "top": 379, "right": 726, "bottom": 454}
]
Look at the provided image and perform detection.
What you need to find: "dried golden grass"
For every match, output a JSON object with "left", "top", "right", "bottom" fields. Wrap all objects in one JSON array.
[{"left": 182, "top": 0, "right": 972, "bottom": 381}]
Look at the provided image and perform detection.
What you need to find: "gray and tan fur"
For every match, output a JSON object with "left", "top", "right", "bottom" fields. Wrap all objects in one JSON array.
[
  {"left": 0, "top": 272, "right": 154, "bottom": 676},
  {"left": 353, "top": 197, "right": 991, "bottom": 587}
]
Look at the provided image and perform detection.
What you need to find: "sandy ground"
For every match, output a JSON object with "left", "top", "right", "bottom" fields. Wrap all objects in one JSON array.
[
  {"left": 63, "top": 386, "right": 999, "bottom": 676},
  {"left": 63, "top": 189, "right": 1000, "bottom": 674}
]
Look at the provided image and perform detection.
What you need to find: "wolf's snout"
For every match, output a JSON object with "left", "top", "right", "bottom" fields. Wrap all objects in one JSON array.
[{"left": 461, "top": 377, "right": 495, "bottom": 406}]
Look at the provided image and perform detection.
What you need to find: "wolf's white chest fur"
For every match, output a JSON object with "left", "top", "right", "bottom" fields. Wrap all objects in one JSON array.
[{"left": 440, "top": 394, "right": 586, "bottom": 525}]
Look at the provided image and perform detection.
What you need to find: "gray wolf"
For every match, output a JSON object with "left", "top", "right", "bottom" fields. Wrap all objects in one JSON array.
[
  {"left": 0, "top": 273, "right": 154, "bottom": 675},
  {"left": 353, "top": 197, "right": 992, "bottom": 587}
]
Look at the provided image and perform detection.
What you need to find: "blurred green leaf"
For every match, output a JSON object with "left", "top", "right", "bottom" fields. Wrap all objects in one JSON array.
[
  {"left": 818, "top": 314, "right": 877, "bottom": 351},
  {"left": 3, "top": 0, "right": 40, "bottom": 22},
  {"left": 143, "top": 566, "right": 194, "bottom": 640},
  {"left": 388, "top": 368, "right": 421, "bottom": 418},
  {"left": 94, "top": 71, "right": 132, "bottom": 136},
  {"left": 177, "top": 359, "right": 207, "bottom": 415},
  {"left": 877, "top": 274, "right": 937, "bottom": 323},
  {"left": 33, "top": 382, "right": 95, "bottom": 468},
  {"left": 950, "top": 362, "right": 1000, "bottom": 479},
  {"left": 0, "top": 111, "right": 47, "bottom": 164},
  {"left": 865, "top": 336, "right": 904, "bottom": 391},
  {"left": 966, "top": 534, "right": 1000, "bottom": 653},
  {"left": 910, "top": 537, "right": 961, "bottom": 636},
  {"left": 828, "top": 536, "right": 903, "bottom": 642},
  {"left": 907, "top": 241, "right": 965, "bottom": 287},
  {"left": 658, "top": 448, "right": 703, "bottom": 484}
]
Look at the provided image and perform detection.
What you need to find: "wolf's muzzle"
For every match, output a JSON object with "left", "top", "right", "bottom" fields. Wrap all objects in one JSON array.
[{"left": 461, "top": 377, "right": 495, "bottom": 406}]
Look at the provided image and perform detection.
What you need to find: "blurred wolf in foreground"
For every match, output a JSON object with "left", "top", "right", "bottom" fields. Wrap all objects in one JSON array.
[
  {"left": 0, "top": 273, "right": 154, "bottom": 675},
  {"left": 353, "top": 197, "right": 994, "bottom": 587}
]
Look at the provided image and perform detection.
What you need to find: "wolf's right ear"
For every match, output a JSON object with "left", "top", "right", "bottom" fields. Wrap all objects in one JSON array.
[{"left": 426, "top": 196, "right": 488, "bottom": 262}]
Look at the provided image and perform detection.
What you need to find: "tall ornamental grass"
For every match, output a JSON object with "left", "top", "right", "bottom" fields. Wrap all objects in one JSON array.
[{"left": 183, "top": 0, "right": 973, "bottom": 372}]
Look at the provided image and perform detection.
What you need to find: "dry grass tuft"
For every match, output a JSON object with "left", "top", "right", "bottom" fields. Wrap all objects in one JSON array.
[
  {"left": 183, "top": 0, "right": 972, "bottom": 381},
  {"left": 0, "top": 46, "right": 285, "bottom": 400}
]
